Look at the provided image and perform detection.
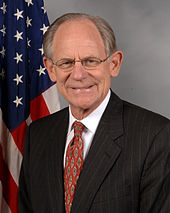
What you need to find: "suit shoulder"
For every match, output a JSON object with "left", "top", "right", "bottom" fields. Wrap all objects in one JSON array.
[
  {"left": 29, "top": 107, "right": 69, "bottom": 130},
  {"left": 122, "top": 100, "right": 170, "bottom": 131}
]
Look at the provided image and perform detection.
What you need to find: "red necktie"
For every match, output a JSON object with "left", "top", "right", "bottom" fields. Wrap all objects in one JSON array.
[{"left": 64, "top": 121, "right": 84, "bottom": 213}]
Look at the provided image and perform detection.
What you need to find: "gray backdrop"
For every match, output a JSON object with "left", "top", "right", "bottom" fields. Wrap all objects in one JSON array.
[{"left": 45, "top": 0, "right": 170, "bottom": 118}]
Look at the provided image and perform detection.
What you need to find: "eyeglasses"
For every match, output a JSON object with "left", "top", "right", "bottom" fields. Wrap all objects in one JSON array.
[{"left": 50, "top": 55, "right": 110, "bottom": 72}]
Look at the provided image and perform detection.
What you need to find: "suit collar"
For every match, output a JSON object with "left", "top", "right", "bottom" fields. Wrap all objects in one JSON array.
[{"left": 71, "top": 90, "right": 124, "bottom": 213}]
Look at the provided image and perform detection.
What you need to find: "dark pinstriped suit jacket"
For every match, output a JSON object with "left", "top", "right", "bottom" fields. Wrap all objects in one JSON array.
[{"left": 19, "top": 90, "right": 170, "bottom": 213}]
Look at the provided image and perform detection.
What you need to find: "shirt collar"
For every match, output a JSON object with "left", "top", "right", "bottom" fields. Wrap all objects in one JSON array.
[{"left": 68, "top": 90, "right": 111, "bottom": 134}]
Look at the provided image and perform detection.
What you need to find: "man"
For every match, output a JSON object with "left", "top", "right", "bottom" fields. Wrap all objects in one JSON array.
[{"left": 19, "top": 13, "right": 170, "bottom": 213}]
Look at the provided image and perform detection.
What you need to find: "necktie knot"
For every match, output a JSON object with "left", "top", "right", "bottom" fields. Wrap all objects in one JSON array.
[{"left": 73, "top": 121, "right": 84, "bottom": 137}]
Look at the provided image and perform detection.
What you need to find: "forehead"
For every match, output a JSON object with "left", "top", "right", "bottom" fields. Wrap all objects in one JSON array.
[{"left": 52, "top": 19, "right": 106, "bottom": 57}]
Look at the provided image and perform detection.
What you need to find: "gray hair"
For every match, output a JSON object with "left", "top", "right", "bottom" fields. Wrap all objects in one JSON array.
[{"left": 43, "top": 13, "right": 117, "bottom": 59}]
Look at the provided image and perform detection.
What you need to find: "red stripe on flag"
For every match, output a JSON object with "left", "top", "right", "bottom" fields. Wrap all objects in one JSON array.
[
  {"left": 0, "top": 145, "right": 18, "bottom": 213},
  {"left": 30, "top": 94, "right": 50, "bottom": 121},
  {"left": 11, "top": 121, "right": 28, "bottom": 155}
]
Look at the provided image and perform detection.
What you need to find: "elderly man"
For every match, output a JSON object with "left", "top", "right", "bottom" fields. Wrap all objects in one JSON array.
[{"left": 19, "top": 13, "right": 170, "bottom": 213}]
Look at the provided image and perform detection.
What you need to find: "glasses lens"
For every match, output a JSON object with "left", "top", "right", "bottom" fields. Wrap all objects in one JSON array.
[
  {"left": 54, "top": 57, "right": 104, "bottom": 71},
  {"left": 83, "top": 57, "right": 101, "bottom": 68},
  {"left": 57, "top": 59, "right": 74, "bottom": 69}
]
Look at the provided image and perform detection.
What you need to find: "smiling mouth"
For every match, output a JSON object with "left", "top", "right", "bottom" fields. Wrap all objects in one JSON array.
[
  {"left": 73, "top": 85, "right": 93, "bottom": 89},
  {"left": 71, "top": 85, "right": 94, "bottom": 92}
]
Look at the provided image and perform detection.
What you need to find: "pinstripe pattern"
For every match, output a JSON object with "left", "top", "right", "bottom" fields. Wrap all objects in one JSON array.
[{"left": 18, "top": 90, "right": 170, "bottom": 213}]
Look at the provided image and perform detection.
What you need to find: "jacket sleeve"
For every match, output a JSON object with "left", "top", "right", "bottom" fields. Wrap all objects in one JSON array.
[{"left": 140, "top": 123, "right": 170, "bottom": 213}]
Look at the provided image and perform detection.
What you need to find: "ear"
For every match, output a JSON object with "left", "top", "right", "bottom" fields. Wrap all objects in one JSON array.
[
  {"left": 43, "top": 56, "right": 57, "bottom": 82},
  {"left": 109, "top": 50, "right": 123, "bottom": 78}
]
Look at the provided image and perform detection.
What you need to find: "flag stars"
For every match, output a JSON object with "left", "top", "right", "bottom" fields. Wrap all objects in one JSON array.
[
  {"left": 14, "top": 30, "right": 23, "bottom": 42},
  {"left": 37, "top": 65, "right": 46, "bottom": 76},
  {"left": 0, "top": 2, "right": 7, "bottom": 14},
  {"left": 0, "top": 69, "right": 5, "bottom": 79},
  {"left": 14, "top": 52, "right": 23, "bottom": 63},
  {"left": 0, "top": 25, "right": 6, "bottom": 37},
  {"left": 14, "top": 9, "right": 23, "bottom": 20},
  {"left": 13, "top": 96, "right": 23, "bottom": 107},
  {"left": 13, "top": 74, "right": 23, "bottom": 85},
  {"left": 40, "top": 24, "right": 48, "bottom": 35},
  {"left": 38, "top": 46, "right": 44, "bottom": 55},
  {"left": 27, "top": 38, "right": 31, "bottom": 47},
  {"left": 41, "top": 6, "right": 46, "bottom": 13},
  {"left": 0, "top": 46, "right": 5, "bottom": 57},
  {"left": 26, "top": 16, "right": 32, "bottom": 27},
  {"left": 25, "top": 0, "right": 33, "bottom": 7}
]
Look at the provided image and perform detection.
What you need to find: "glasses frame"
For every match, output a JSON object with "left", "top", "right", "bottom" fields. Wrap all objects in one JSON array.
[{"left": 49, "top": 55, "right": 111, "bottom": 72}]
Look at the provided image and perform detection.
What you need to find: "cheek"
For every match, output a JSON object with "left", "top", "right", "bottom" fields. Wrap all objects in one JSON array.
[
  {"left": 55, "top": 73, "right": 69, "bottom": 87},
  {"left": 56, "top": 81, "right": 66, "bottom": 94},
  {"left": 98, "top": 70, "right": 111, "bottom": 87},
  {"left": 56, "top": 75, "right": 72, "bottom": 100}
]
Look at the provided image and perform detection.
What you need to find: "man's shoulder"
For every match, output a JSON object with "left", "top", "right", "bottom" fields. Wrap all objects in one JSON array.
[
  {"left": 122, "top": 100, "right": 170, "bottom": 131},
  {"left": 29, "top": 106, "right": 69, "bottom": 130},
  {"left": 110, "top": 90, "right": 170, "bottom": 125}
]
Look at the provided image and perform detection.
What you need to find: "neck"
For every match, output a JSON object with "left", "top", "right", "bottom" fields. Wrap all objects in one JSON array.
[{"left": 70, "top": 107, "right": 94, "bottom": 120}]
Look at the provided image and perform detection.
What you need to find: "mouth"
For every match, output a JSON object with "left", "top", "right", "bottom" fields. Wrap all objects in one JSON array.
[
  {"left": 71, "top": 85, "right": 94, "bottom": 92},
  {"left": 73, "top": 85, "right": 93, "bottom": 89}
]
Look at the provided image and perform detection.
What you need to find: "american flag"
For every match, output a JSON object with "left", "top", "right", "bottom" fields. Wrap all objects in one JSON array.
[{"left": 0, "top": 0, "right": 60, "bottom": 212}]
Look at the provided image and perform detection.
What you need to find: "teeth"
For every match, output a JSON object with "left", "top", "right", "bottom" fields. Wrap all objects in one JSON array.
[
  {"left": 74, "top": 86, "right": 92, "bottom": 90},
  {"left": 75, "top": 88, "right": 87, "bottom": 90},
  {"left": 71, "top": 85, "right": 93, "bottom": 91}
]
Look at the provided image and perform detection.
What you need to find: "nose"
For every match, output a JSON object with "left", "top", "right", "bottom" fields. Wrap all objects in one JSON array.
[{"left": 70, "top": 61, "right": 87, "bottom": 80}]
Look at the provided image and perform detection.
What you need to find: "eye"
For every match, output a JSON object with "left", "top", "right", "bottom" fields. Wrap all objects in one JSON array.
[
  {"left": 84, "top": 58, "right": 101, "bottom": 67},
  {"left": 57, "top": 59, "right": 74, "bottom": 69},
  {"left": 87, "top": 59, "right": 97, "bottom": 64},
  {"left": 87, "top": 59, "right": 95, "bottom": 63}
]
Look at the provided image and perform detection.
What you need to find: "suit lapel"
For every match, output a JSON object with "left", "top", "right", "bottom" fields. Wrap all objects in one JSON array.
[
  {"left": 47, "top": 108, "right": 69, "bottom": 213},
  {"left": 71, "top": 91, "right": 124, "bottom": 213}
]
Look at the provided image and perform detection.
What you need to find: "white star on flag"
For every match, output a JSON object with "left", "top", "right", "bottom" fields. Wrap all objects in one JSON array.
[
  {"left": 25, "top": 0, "right": 33, "bottom": 7},
  {"left": 13, "top": 74, "right": 23, "bottom": 85},
  {"left": 0, "top": 25, "right": 6, "bottom": 37},
  {"left": 27, "top": 38, "right": 31, "bottom": 47},
  {"left": 0, "top": 46, "right": 6, "bottom": 57},
  {"left": 14, "top": 30, "right": 23, "bottom": 42},
  {"left": 36, "top": 65, "right": 46, "bottom": 76},
  {"left": 0, "top": 2, "right": 7, "bottom": 14},
  {"left": 14, "top": 9, "right": 24, "bottom": 20},
  {"left": 41, "top": 6, "right": 46, "bottom": 14},
  {"left": 38, "top": 46, "right": 44, "bottom": 55},
  {"left": 26, "top": 16, "right": 32, "bottom": 27},
  {"left": 13, "top": 96, "right": 23, "bottom": 107},
  {"left": 0, "top": 69, "right": 5, "bottom": 79},
  {"left": 14, "top": 52, "right": 23, "bottom": 63},
  {"left": 40, "top": 24, "right": 48, "bottom": 35}
]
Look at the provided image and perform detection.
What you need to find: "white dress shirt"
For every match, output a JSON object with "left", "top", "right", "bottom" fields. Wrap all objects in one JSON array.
[{"left": 63, "top": 90, "right": 111, "bottom": 167}]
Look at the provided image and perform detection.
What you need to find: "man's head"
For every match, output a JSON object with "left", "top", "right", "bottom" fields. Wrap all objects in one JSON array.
[
  {"left": 43, "top": 13, "right": 123, "bottom": 119},
  {"left": 43, "top": 13, "right": 117, "bottom": 59}
]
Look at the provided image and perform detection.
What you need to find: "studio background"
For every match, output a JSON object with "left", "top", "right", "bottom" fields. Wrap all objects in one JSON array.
[{"left": 44, "top": 0, "right": 170, "bottom": 119}]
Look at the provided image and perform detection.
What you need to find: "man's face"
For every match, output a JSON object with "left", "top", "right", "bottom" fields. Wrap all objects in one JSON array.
[{"left": 44, "top": 19, "right": 122, "bottom": 119}]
